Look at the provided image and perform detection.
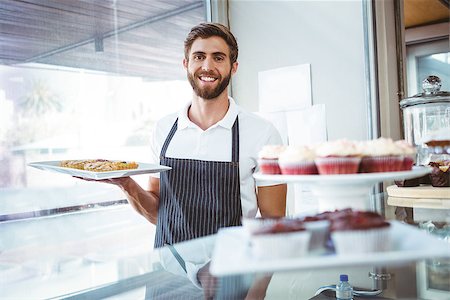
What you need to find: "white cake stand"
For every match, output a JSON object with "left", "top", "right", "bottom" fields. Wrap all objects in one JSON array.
[{"left": 253, "top": 167, "right": 431, "bottom": 211}]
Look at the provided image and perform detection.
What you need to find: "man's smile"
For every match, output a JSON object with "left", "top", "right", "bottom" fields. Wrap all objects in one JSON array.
[
  {"left": 187, "top": 53, "right": 232, "bottom": 99},
  {"left": 199, "top": 75, "right": 217, "bottom": 82}
]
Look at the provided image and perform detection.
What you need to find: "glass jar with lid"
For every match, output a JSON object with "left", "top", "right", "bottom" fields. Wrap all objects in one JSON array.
[{"left": 400, "top": 75, "right": 450, "bottom": 166}]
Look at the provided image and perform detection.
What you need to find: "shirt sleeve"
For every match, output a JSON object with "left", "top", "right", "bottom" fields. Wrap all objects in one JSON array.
[
  {"left": 149, "top": 122, "right": 162, "bottom": 179},
  {"left": 266, "top": 124, "right": 283, "bottom": 145}
]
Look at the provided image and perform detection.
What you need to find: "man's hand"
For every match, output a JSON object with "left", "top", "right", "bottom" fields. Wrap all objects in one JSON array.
[
  {"left": 197, "top": 262, "right": 217, "bottom": 299},
  {"left": 72, "top": 176, "right": 131, "bottom": 187},
  {"left": 245, "top": 275, "right": 272, "bottom": 300}
]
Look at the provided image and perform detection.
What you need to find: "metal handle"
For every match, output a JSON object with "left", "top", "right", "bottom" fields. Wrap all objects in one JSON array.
[{"left": 368, "top": 271, "right": 392, "bottom": 281}]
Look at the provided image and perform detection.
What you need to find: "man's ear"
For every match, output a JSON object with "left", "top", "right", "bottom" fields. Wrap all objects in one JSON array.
[
  {"left": 231, "top": 61, "right": 238, "bottom": 75},
  {"left": 183, "top": 58, "right": 188, "bottom": 70}
]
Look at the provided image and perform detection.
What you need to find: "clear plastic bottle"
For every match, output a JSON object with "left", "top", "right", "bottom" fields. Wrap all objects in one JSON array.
[{"left": 336, "top": 274, "right": 353, "bottom": 300}]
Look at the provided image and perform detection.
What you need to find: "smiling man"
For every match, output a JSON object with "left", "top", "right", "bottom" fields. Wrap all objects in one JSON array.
[
  {"left": 149, "top": 23, "right": 286, "bottom": 247},
  {"left": 104, "top": 22, "right": 286, "bottom": 297}
]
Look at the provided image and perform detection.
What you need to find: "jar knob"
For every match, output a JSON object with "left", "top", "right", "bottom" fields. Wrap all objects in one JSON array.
[{"left": 422, "top": 75, "right": 442, "bottom": 94}]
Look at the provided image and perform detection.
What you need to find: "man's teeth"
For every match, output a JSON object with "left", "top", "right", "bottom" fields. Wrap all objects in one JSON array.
[{"left": 200, "top": 76, "right": 216, "bottom": 82}]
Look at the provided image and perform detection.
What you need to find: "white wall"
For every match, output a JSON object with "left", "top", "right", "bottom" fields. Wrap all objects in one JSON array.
[
  {"left": 228, "top": 0, "right": 371, "bottom": 141},
  {"left": 224, "top": 1, "right": 378, "bottom": 297}
]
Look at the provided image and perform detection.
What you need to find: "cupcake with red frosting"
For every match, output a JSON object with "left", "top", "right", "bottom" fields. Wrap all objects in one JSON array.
[
  {"left": 278, "top": 145, "right": 318, "bottom": 175},
  {"left": 314, "top": 140, "right": 361, "bottom": 174},
  {"left": 358, "top": 138, "right": 404, "bottom": 173},
  {"left": 257, "top": 145, "right": 285, "bottom": 174}
]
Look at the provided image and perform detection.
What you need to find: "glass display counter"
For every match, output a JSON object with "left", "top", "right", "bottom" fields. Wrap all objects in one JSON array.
[{"left": 1, "top": 190, "right": 449, "bottom": 299}]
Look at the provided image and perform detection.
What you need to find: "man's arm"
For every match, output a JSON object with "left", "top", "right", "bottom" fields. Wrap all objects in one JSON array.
[
  {"left": 109, "top": 176, "right": 160, "bottom": 224},
  {"left": 243, "top": 184, "right": 285, "bottom": 299},
  {"left": 257, "top": 184, "right": 287, "bottom": 217}
]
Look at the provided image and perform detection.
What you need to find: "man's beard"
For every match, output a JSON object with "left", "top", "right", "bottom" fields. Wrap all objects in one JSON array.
[{"left": 187, "top": 70, "right": 231, "bottom": 100}]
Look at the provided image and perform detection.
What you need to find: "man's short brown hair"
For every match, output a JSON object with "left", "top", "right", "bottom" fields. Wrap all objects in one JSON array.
[{"left": 184, "top": 22, "right": 238, "bottom": 64}]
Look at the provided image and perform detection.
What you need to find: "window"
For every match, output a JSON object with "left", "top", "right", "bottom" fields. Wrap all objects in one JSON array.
[
  {"left": 0, "top": 1, "right": 207, "bottom": 218},
  {"left": 406, "top": 38, "right": 450, "bottom": 96}
]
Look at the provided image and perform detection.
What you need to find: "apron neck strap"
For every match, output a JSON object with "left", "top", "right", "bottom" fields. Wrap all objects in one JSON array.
[{"left": 231, "top": 117, "right": 239, "bottom": 162}]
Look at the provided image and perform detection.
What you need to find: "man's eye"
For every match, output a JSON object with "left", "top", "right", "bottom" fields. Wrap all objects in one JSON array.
[
  {"left": 193, "top": 55, "right": 204, "bottom": 60},
  {"left": 215, "top": 56, "right": 224, "bottom": 62}
]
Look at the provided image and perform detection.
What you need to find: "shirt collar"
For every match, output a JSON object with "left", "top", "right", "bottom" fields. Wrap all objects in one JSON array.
[
  {"left": 177, "top": 97, "right": 240, "bottom": 130},
  {"left": 177, "top": 102, "right": 193, "bottom": 130}
]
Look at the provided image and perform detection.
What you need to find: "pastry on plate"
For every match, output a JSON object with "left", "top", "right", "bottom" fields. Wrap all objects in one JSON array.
[{"left": 60, "top": 159, "right": 138, "bottom": 172}]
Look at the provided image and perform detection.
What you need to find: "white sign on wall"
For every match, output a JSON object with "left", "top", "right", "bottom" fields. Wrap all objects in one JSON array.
[
  {"left": 257, "top": 63, "right": 327, "bottom": 146},
  {"left": 258, "top": 63, "right": 312, "bottom": 112}
]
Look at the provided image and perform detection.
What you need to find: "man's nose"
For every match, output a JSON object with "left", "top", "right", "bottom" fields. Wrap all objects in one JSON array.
[{"left": 201, "top": 57, "right": 214, "bottom": 71}]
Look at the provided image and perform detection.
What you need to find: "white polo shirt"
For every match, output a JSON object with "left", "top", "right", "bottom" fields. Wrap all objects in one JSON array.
[{"left": 149, "top": 97, "right": 283, "bottom": 217}]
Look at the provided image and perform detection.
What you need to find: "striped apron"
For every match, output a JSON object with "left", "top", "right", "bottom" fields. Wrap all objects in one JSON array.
[{"left": 154, "top": 117, "right": 242, "bottom": 248}]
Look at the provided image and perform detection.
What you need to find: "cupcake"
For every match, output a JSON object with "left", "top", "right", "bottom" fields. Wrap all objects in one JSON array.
[
  {"left": 241, "top": 216, "right": 281, "bottom": 235},
  {"left": 250, "top": 220, "right": 311, "bottom": 259},
  {"left": 358, "top": 138, "right": 404, "bottom": 173},
  {"left": 394, "top": 177, "right": 421, "bottom": 187},
  {"left": 314, "top": 140, "right": 361, "bottom": 174},
  {"left": 395, "top": 140, "right": 416, "bottom": 170},
  {"left": 278, "top": 145, "right": 318, "bottom": 175},
  {"left": 330, "top": 210, "right": 391, "bottom": 254},
  {"left": 429, "top": 161, "right": 450, "bottom": 187},
  {"left": 297, "top": 208, "right": 352, "bottom": 252},
  {"left": 257, "top": 145, "right": 286, "bottom": 174}
]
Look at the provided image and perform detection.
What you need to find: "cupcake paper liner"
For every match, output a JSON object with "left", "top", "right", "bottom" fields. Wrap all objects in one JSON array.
[
  {"left": 279, "top": 161, "right": 318, "bottom": 175},
  {"left": 258, "top": 158, "right": 281, "bottom": 174},
  {"left": 314, "top": 156, "right": 361, "bottom": 174},
  {"left": 251, "top": 231, "right": 311, "bottom": 259},
  {"left": 331, "top": 226, "right": 391, "bottom": 254},
  {"left": 402, "top": 156, "right": 415, "bottom": 171},
  {"left": 359, "top": 155, "right": 404, "bottom": 173}
]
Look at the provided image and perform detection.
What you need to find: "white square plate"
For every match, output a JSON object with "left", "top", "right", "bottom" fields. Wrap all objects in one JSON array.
[
  {"left": 210, "top": 221, "right": 450, "bottom": 276},
  {"left": 28, "top": 160, "right": 171, "bottom": 180}
]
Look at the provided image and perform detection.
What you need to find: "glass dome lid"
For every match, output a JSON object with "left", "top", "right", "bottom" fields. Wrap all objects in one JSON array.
[{"left": 400, "top": 75, "right": 450, "bottom": 108}]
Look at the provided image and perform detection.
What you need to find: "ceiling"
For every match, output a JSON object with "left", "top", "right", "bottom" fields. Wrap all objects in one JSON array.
[
  {"left": 0, "top": 0, "right": 448, "bottom": 80},
  {"left": 404, "top": 0, "right": 449, "bottom": 28},
  {"left": 0, "top": 0, "right": 206, "bottom": 80}
]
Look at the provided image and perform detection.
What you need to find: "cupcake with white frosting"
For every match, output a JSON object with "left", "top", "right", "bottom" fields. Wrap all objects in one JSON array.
[
  {"left": 395, "top": 140, "right": 416, "bottom": 170},
  {"left": 257, "top": 145, "right": 286, "bottom": 174},
  {"left": 314, "top": 140, "right": 361, "bottom": 174},
  {"left": 359, "top": 138, "right": 404, "bottom": 173},
  {"left": 278, "top": 145, "right": 318, "bottom": 175}
]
